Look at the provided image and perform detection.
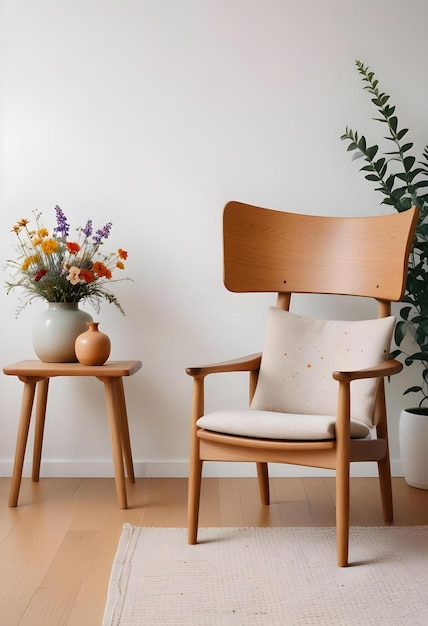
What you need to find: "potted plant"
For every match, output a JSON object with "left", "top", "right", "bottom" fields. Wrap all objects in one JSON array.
[{"left": 341, "top": 60, "right": 428, "bottom": 489}]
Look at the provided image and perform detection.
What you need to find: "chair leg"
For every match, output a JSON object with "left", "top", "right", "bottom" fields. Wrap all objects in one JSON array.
[
  {"left": 375, "top": 385, "right": 393, "bottom": 522},
  {"left": 335, "top": 454, "right": 352, "bottom": 567},
  {"left": 188, "top": 458, "right": 203, "bottom": 544},
  {"left": 256, "top": 462, "right": 270, "bottom": 505},
  {"left": 335, "top": 382, "right": 352, "bottom": 567},
  {"left": 378, "top": 456, "right": 393, "bottom": 522},
  {"left": 336, "top": 469, "right": 350, "bottom": 567}
]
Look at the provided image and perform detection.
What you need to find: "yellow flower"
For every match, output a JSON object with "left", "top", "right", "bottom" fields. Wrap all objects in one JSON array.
[
  {"left": 21, "top": 255, "right": 38, "bottom": 271},
  {"left": 40, "top": 238, "right": 59, "bottom": 254},
  {"left": 31, "top": 236, "right": 42, "bottom": 247}
]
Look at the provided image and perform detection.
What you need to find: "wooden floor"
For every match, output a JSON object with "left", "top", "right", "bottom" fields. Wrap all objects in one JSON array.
[{"left": 0, "top": 476, "right": 427, "bottom": 625}]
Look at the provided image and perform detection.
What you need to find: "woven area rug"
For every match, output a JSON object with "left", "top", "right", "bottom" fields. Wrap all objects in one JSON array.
[{"left": 103, "top": 525, "right": 428, "bottom": 626}]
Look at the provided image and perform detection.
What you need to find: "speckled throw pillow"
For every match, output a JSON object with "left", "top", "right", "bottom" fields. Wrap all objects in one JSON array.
[{"left": 250, "top": 307, "right": 395, "bottom": 427}]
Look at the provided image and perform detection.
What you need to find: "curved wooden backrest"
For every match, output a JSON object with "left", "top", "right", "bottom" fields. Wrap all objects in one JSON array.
[{"left": 223, "top": 201, "right": 419, "bottom": 302}]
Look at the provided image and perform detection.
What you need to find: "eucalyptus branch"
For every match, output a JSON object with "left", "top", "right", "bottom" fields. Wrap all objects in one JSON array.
[
  {"left": 342, "top": 60, "right": 428, "bottom": 407},
  {"left": 340, "top": 61, "right": 425, "bottom": 212}
]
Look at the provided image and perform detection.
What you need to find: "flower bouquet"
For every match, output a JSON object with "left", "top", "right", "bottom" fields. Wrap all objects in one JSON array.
[{"left": 6, "top": 205, "right": 130, "bottom": 317}]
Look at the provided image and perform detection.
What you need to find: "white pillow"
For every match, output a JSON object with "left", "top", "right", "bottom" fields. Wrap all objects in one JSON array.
[{"left": 250, "top": 307, "right": 395, "bottom": 427}]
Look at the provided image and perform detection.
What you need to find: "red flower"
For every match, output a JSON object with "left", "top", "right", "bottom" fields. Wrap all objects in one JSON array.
[
  {"left": 34, "top": 269, "right": 47, "bottom": 282},
  {"left": 66, "top": 241, "right": 80, "bottom": 254},
  {"left": 79, "top": 268, "right": 95, "bottom": 283}
]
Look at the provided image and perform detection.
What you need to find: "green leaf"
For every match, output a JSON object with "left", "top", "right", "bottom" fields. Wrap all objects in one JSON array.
[
  {"left": 400, "top": 306, "right": 412, "bottom": 320},
  {"left": 394, "top": 320, "right": 406, "bottom": 345},
  {"left": 403, "top": 386, "right": 423, "bottom": 395},
  {"left": 385, "top": 106, "right": 396, "bottom": 117},
  {"left": 397, "top": 128, "right": 409, "bottom": 140},
  {"left": 405, "top": 353, "right": 428, "bottom": 365},
  {"left": 358, "top": 136, "right": 367, "bottom": 152},
  {"left": 366, "top": 145, "right": 378, "bottom": 160},
  {"left": 389, "top": 116, "right": 398, "bottom": 132},
  {"left": 374, "top": 157, "right": 385, "bottom": 172},
  {"left": 378, "top": 163, "right": 388, "bottom": 178},
  {"left": 385, "top": 175, "right": 395, "bottom": 191},
  {"left": 403, "top": 156, "right": 416, "bottom": 171}
]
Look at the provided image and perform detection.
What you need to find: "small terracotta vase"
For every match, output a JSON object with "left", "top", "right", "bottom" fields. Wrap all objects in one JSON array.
[{"left": 75, "top": 322, "right": 111, "bottom": 366}]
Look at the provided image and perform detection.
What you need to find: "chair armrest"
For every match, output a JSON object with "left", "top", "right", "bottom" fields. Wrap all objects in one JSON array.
[
  {"left": 332, "top": 358, "right": 403, "bottom": 383},
  {"left": 186, "top": 353, "right": 262, "bottom": 378}
]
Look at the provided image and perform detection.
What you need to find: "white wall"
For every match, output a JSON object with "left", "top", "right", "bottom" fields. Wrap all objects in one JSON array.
[{"left": 1, "top": 0, "right": 427, "bottom": 478}]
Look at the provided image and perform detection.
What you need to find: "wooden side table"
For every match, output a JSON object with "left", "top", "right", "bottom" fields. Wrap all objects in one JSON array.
[{"left": 3, "top": 360, "right": 142, "bottom": 509}]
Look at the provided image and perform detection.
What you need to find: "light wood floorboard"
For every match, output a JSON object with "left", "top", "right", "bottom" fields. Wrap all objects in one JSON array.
[{"left": 0, "top": 476, "right": 427, "bottom": 625}]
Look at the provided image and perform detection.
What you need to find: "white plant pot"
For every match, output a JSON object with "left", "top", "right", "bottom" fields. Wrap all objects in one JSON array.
[{"left": 399, "top": 408, "right": 428, "bottom": 490}]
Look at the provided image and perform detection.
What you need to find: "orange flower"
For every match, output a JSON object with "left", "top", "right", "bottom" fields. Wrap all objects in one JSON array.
[
  {"left": 118, "top": 248, "right": 128, "bottom": 260},
  {"left": 92, "top": 261, "right": 112, "bottom": 279},
  {"left": 14, "top": 218, "right": 30, "bottom": 231}
]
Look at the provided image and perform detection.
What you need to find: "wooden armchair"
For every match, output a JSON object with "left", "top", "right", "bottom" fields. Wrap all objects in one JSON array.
[{"left": 186, "top": 201, "right": 418, "bottom": 566}]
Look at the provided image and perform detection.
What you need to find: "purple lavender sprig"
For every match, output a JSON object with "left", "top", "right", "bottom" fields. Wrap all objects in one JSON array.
[
  {"left": 82, "top": 220, "right": 93, "bottom": 238},
  {"left": 93, "top": 222, "right": 112, "bottom": 244},
  {"left": 53, "top": 205, "right": 70, "bottom": 237}
]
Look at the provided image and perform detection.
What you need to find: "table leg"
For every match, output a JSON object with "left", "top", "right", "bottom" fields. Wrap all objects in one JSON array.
[
  {"left": 114, "top": 378, "right": 135, "bottom": 483},
  {"left": 32, "top": 378, "right": 49, "bottom": 482},
  {"left": 102, "top": 377, "right": 128, "bottom": 509},
  {"left": 9, "top": 380, "right": 37, "bottom": 507}
]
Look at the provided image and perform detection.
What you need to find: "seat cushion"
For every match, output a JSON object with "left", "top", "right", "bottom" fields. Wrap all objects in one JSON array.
[
  {"left": 250, "top": 308, "right": 395, "bottom": 427},
  {"left": 197, "top": 409, "right": 370, "bottom": 440}
]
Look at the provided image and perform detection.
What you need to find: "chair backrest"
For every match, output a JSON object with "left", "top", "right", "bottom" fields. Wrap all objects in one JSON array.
[{"left": 223, "top": 201, "right": 419, "bottom": 304}]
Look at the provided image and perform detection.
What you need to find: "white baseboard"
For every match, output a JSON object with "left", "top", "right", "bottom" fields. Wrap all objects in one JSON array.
[{"left": 0, "top": 458, "right": 404, "bottom": 478}]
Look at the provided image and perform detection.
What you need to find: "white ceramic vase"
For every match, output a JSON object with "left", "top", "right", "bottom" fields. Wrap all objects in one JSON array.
[
  {"left": 32, "top": 302, "right": 93, "bottom": 363},
  {"left": 399, "top": 408, "right": 428, "bottom": 490}
]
